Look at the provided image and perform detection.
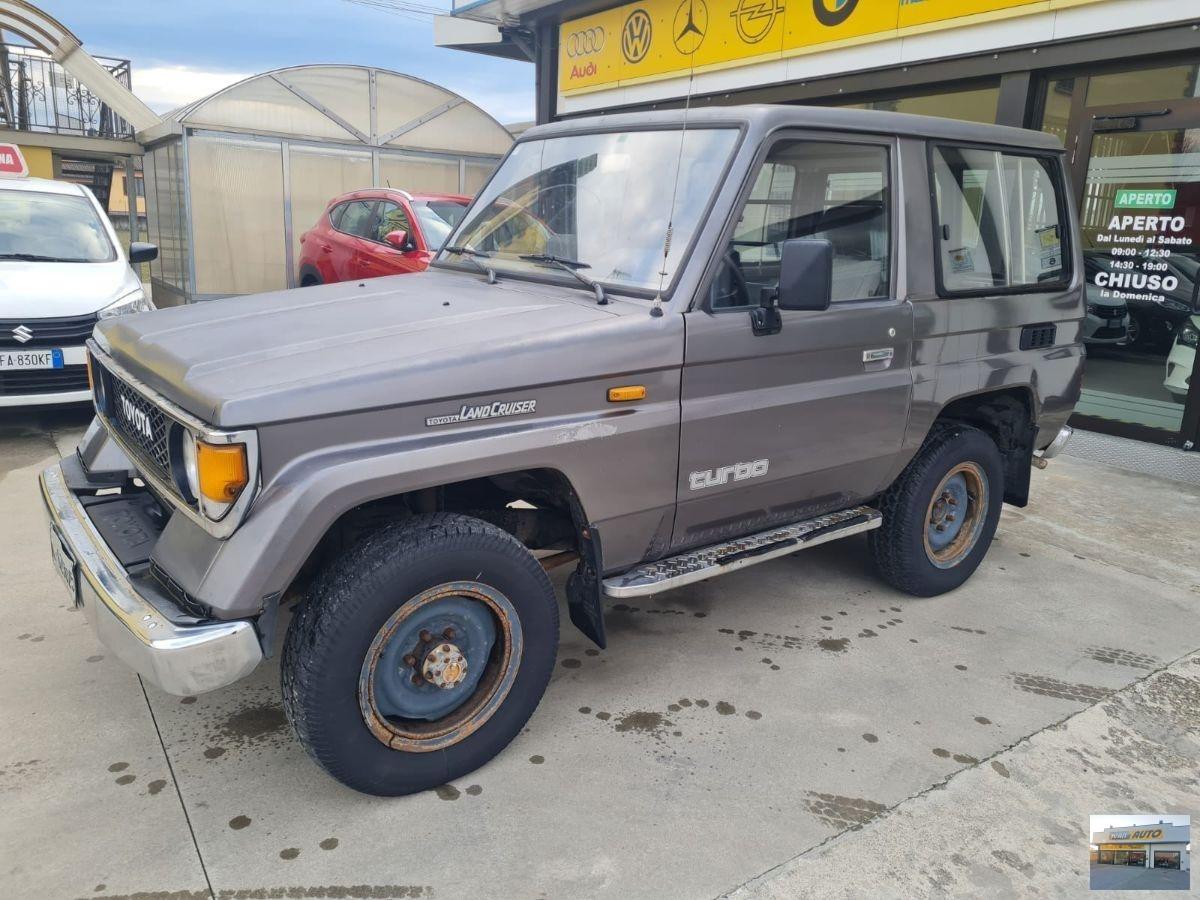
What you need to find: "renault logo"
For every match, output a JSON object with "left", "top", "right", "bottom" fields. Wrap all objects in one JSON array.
[
  {"left": 622, "top": 9, "right": 653, "bottom": 63},
  {"left": 673, "top": 0, "right": 707, "bottom": 54},
  {"left": 813, "top": 0, "right": 858, "bottom": 26},
  {"left": 12, "top": 325, "right": 33, "bottom": 343},
  {"left": 731, "top": 0, "right": 785, "bottom": 44},
  {"left": 566, "top": 26, "right": 606, "bottom": 57}
]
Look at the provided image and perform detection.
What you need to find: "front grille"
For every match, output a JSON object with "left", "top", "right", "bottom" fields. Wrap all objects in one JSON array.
[
  {"left": 0, "top": 365, "right": 90, "bottom": 396},
  {"left": 0, "top": 314, "right": 97, "bottom": 349},
  {"left": 103, "top": 371, "right": 173, "bottom": 485},
  {"left": 1092, "top": 325, "right": 1128, "bottom": 340}
]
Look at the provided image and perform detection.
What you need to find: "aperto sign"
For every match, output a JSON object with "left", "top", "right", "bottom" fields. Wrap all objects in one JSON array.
[
  {"left": 1115, "top": 189, "right": 1177, "bottom": 209},
  {"left": 558, "top": 0, "right": 1110, "bottom": 94}
]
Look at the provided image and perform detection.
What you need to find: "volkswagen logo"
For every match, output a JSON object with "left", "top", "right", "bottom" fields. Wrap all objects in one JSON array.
[
  {"left": 731, "top": 0, "right": 785, "bottom": 45},
  {"left": 622, "top": 9, "right": 653, "bottom": 63},
  {"left": 566, "top": 26, "right": 606, "bottom": 58},
  {"left": 813, "top": 0, "right": 858, "bottom": 26},
  {"left": 12, "top": 325, "right": 33, "bottom": 343}
]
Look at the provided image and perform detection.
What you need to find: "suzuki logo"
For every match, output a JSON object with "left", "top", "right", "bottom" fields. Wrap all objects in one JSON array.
[
  {"left": 622, "top": 9, "right": 653, "bottom": 63},
  {"left": 117, "top": 394, "right": 155, "bottom": 442},
  {"left": 12, "top": 325, "right": 33, "bottom": 343}
]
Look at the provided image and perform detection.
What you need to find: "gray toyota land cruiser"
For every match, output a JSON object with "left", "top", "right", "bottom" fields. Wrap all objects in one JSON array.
[{"left": 41, "top": 106, "right": 1082, "bottom": 796}]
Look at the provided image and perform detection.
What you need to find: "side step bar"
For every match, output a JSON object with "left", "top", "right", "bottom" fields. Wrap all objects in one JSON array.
[{"left": 602, "top": 506, "right": 882, "bottom": 598}]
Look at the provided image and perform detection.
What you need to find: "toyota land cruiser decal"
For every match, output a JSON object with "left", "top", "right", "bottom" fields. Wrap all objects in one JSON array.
[
  {"left": 426, "top": 399, "right": 538, "bottom": 427},
  {"left": 689, "top": 459, "right": 769, "bottom": 491}
]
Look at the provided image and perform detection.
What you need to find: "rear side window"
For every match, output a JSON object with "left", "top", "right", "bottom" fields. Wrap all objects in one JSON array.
[
  {"left": 931, "top": 145, "right": 1068, "bottom": 294},
  {"left": 336, "top": 200, "right": 377, "bottom": 239}
]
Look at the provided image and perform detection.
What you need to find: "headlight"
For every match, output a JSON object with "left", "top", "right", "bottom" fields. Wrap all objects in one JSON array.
[
  {"left": 98, "top": 290, "right": 152, "bottom": 320},
  {"left": 175, "top": 430, "right": 249, "bottom": 520},
  {"left": 1178, "top": 321, "right": 1200, "bottom": 349}
]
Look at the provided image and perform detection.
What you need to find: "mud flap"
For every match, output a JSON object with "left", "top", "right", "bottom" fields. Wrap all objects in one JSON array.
[
  {"left": 566, "top": 525, "right": 606, "bottom": 649},
  {"left": 1004, "top": 419, "right": 1038, "bottom": 508}
]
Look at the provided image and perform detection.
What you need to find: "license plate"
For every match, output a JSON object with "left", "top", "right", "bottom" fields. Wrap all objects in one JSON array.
[
  {"left": 1108, "top": 318, "right": 1124, "bottom": 328},
  {"left": 0, "top": 348, "right": 64, "bottom": 370},
  {"left": 49, "top": 527, "right": 79, "bottom": 606}
]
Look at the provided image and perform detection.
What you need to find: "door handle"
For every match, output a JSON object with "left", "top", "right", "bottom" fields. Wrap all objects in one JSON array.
[{"left": 863, "top": 348, "right": 894, "bottom": 370}]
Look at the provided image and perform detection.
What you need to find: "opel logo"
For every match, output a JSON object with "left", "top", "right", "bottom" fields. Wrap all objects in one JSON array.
[
  {"left": 731, "top": 0, "right": 785, "bottom": 44},
  {"left": 673, "top": 0, "right": 707, "bottom": 54},
  {"left": 622, "top": 9, "right": 653, "bottom": 63},
  {"left": 12, "top": 325, "right": 33, "bottom": 343},
  {"left": 566, "top": 26, "right": 606, "bottom": 57},
  {"left": 813, "top": 0, "right": 858, "bottom": 26}
]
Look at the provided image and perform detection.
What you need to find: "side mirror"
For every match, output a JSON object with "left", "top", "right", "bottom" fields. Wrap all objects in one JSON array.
[
  {"left": 776, "top": 238, "right": 833, "bottom": 311},
  {"left": 385, "top": 230, "right": 410, "bottom": 250},
  {"left": 128, "top": 242, "right": 158, "bottom": 264}
]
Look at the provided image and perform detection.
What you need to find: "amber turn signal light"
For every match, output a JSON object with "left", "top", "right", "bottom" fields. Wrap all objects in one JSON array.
[
  {"left": 197, "top": 442, "right": 249, "bottom": 503},
  {"left": 607, "top": 385, "right": 646, "bottom": 402}
]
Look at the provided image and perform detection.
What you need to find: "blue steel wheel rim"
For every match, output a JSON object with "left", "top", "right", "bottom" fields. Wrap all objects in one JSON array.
[
  {"left": 923, "top": 462, "right": 988, "bottom": 570},
  {"left": 358, "top": 581, "right": 522, "bottom": 753}
]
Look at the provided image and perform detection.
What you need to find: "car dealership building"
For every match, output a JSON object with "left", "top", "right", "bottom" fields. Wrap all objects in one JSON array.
[
  {"left": 441, "top": 0, "right": 1200, "bottom": 453},
  {"left": 1091, "top": 821, "right": 1191, "bottom": 870}
]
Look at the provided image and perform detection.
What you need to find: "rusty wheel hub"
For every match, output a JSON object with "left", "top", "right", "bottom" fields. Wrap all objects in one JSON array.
[{"left": 422, "top": 642, "right": 469, "bottom": 689}]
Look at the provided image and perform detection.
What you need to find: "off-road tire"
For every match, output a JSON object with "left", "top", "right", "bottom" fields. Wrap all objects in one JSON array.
[
  {"left": 868, "top": 424, "right": 1004, "bottom": 597},
  {"left": 281, "top": 513, "right": 559, "bottom": 796}
]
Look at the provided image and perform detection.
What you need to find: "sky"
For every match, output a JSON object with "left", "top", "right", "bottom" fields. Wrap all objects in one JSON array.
[
  {"left": 27, "top": 0, "right": 536, "bottom": 124},
  {"left": 1090, "top": 814, "right": 1190, "bottom": 840}
]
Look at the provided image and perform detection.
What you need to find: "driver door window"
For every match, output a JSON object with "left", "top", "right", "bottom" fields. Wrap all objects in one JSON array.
[
  {"left": 376, "top": 201, "right": 413, "bottom": 246},
  {"left": 713, "top": 141, "right": 891, "bottom": 309}
]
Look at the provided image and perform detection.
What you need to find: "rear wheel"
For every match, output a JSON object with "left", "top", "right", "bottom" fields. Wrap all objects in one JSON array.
[
  {"left": 869, "top": 424, "right": 1004, "bottom": 597},
  {"left": 281, "top": 513, "right": 559, "bottom": 795}
]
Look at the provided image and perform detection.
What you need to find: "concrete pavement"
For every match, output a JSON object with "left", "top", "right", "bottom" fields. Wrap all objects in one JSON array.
[{"left": 2, "top": 406, "right": 1198, "bottom": 899}]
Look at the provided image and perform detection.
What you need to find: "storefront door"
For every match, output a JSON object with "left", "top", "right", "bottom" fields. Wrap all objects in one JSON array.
[
  {"left": 1155, "top": 851, "right": 1181, "bottom": 869},
  {"left": 1073, "top": 99, "right": 1200, "bottom": 448}
]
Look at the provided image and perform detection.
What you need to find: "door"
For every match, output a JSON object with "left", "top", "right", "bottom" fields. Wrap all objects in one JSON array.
[
  {"left": 1072, "top": 101, "right": 1200, "bottom": 448},
  {"left": 361, "top": 199, "right": 427, "bottom": 277},
  {"left": 674, "top": 135, "right": 913, "bottom": 552},
  {"left": 331, "top": 199, "right": 378, "bottom": 282}
]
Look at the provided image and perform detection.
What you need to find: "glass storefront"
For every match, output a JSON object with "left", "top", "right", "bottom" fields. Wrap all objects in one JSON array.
[
  {"left": 833, "top": 83, "right": 1001, "bottom": 125},
  {"left": 1039, "top": 59, "right": 1200, "bottom": 447}
]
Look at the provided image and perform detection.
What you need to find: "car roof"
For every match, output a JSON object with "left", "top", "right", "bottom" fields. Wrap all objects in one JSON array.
[
  {"left": 0, "top": 175, "right": 88, "bottom": 195},
  {"left": 523, "top": 104, "right": 1065, "bottom": 152},
  {"left": 328, "top": 188, "right": 470, "bottom": 206}
]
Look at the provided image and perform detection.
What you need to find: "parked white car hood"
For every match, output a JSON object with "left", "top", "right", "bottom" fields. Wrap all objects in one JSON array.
[{"left": 0, "top": 259, "right": 142, "bottom": 318}]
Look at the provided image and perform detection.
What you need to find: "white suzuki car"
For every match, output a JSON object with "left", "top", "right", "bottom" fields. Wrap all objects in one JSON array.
[{"left": 0, "top": 176, "right": 156, "bottom": 407}]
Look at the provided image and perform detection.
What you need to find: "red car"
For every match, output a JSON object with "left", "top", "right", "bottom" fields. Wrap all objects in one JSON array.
[{"left": 297, "top": 189, "right": 470, "bottom": 286}]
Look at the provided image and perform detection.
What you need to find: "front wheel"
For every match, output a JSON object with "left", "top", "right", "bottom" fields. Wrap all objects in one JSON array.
[
  {"left": 281, "top": 513, "right": 559, "bottom": 795},
  {"left": 869, "top": 424, "right": 1004, "bottom": 597}
]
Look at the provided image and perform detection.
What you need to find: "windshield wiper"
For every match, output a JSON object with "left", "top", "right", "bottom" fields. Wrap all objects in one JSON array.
[
  {"left": 442, "top": 245, "right": 497, "bottom": 284},
  {"left": 0, "top": 253, "right": 86, "bottom": 262},
  {"left": 519, "top": 254, "right": 607, "bottom": 305}
]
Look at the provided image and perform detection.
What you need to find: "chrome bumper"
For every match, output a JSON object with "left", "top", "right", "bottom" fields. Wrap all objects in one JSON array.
[
  {"left": 39, "top": 462, "right": 262, "bottom": 696},
  {"left": 1035, "top": 424, "right": 1074, "bottom": 460}
]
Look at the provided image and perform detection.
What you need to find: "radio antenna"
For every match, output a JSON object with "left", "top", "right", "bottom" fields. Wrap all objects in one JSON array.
[{"left": 651, "top": 27, "right": 698, "bottom": 319}]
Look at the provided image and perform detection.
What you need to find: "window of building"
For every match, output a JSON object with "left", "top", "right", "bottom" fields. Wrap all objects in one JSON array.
[
  {"left": 930, "top": 145, "right": 1068, "bottom": 295},
  {"left": 713, "top": 140, "right": 890, "bottom": 309},
  {"left": 1087, "top": 62, "right": 1200, "bottom": 107},
  {"left": 834, "top": 84, "right": 1001, "bottom": 125}
]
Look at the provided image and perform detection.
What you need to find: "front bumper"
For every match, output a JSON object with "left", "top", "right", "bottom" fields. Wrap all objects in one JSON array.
[{"left": 39, "top": 461, "right": 262, "bottom": 696}]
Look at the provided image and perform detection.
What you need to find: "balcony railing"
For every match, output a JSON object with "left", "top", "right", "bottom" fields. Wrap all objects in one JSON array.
[{"left": 0, "top": 42, "right": 135, "bottom": 139}]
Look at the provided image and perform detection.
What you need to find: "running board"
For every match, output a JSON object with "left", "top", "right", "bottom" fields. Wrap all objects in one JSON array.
[{"left": 602, "top": 506, "right": 882, "bottom": 599}]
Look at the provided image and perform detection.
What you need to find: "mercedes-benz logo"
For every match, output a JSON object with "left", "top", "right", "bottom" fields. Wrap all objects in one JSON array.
[
  {"left": 12, "top": 325, "right": 33, "bottom": 343},
  {"left": 673, "top": 0, "right": 707, "bottom": 54}
]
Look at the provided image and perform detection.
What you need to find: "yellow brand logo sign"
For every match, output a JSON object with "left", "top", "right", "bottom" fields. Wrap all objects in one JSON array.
[{"left": 560, "top": 0, "right": 1107, "bottom": 94}]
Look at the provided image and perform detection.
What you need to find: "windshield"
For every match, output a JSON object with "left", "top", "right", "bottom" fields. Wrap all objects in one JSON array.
[
  {"left": 0, "top": 189, "right": 115, "bottom": 263},
  {"left": 413, "top": 199, "right": 468, "bottom": 250},
  {"left": 444, "top": 128, "right": 739, "bottom": 292}
]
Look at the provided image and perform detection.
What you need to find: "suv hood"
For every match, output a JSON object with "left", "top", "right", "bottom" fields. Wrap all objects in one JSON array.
[
  {"left": 0, "top": 259, "right": 141, "bottom": 318},
  {"left": 96, "top": 268, "right": 671, "bottom": 427}
]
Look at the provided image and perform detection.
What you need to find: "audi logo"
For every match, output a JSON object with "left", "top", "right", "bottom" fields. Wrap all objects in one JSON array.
[{"left": 566, "top": 27, "right": 606, "bottom": 57}]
